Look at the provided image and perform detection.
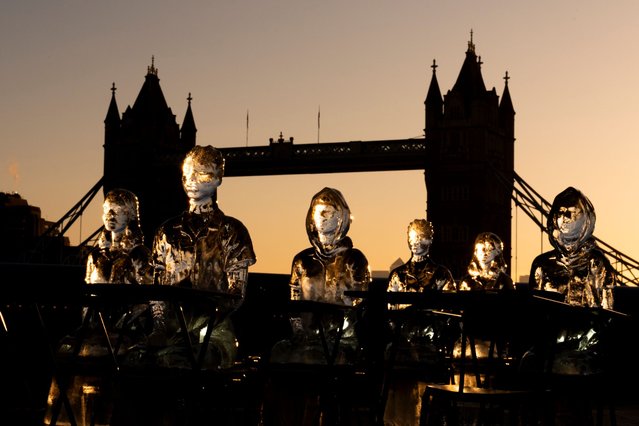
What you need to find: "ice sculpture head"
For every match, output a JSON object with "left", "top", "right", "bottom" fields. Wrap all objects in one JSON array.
[
  {"left": 548, "top": 187, "right": 595, "bottom": 253},
  {"left": 306, "top": 187, "right": 351, "bottom": 254},
  {"left": 102, "top": 189, "right": 139, "bottom": 234},
  {"left": 182, "top": 145, "right": 225, "bottom": 202},
  {"left": 472, "top": 232, "right": 504, "bottom": 271},
  {"left": 407, "top": 219, "right": 434, "bottom": 257}
]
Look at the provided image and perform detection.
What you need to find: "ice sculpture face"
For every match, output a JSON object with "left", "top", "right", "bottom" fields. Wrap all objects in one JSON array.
[
  {"left": 475, "top": 240, "right": 498, "bottom": 270},
  {"left": 101, "top": 189, "right": 140, "bottom": 235},
  {"left": 102, "top": 199, "right": 131, "bottom": 233},
  {"left": 547, "top": 187, "right": 596, "bottom": 253},
  {"left": 306, "top": 187, "right": 352, "bottom": 255},
  {"left": 182, "top": 155, "right": 221, "bottom": 202},
  {"left": 407, "top": 219, "right": 434, "bottom": 257},
  {"left": 467, "top": 232, "right": 506, "bottom": 278},
  {"left": 408, "top": 229, "right": 431, "bottom": 256},
  {"left": 556, "top": 206, "right": 585, "bottom": 237},
  {"left": 313, "top": 203, "right": 340, "bottom": 238}
]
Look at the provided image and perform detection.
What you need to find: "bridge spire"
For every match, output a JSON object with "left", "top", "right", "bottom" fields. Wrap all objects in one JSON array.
[
  {"left": 467, "top": 29, "right": 475, "bottom": 53},
  {"left": 104, "top": 82, "right": 120, "bottom": 126},
  {"left": 425, "top": 59, "right": 443, "bottom": 134},
  {"left": 147, "top": 55, "right": 158, "bottom": 76},
  {"left": 181, "top": 92, "right": 197, "bottom": 148}
]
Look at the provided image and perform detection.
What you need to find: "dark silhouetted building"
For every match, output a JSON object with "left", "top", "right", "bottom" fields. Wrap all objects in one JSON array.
[
  {"left": 103, "top": 58, "right": 196, "bottom": 244},
  {"left": 0, "top": 192, "right": 72, "bottom": 263},
  {"left": 101, "top": 42, "right": 514, "bottom": 279},
  {"left": 424, "top": 35, "right": 515, "bottom": 278}
]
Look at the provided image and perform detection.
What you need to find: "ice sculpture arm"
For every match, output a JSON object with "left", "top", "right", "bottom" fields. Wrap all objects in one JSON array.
[
  {"left": 221, "top": 218, "right": 256, "bottom": 296},
  {"left": 85, "top": 253, "right": 98, "bottom": 284},
  {"left": 435, "top": 266, "right": 456, "bottom": 292},
  {"left": 226, "top": 261, "right": 250, "bottom": 297}
]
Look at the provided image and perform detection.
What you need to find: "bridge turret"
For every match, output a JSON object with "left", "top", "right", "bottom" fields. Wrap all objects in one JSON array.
[
  {"left": 499, "top": 71, "right": 515, "bottom": 141},
  {"left": 104, "top": 83, "right": 121, "bottom": 199},
  {"left": 104, "top": 82, "right": 121, "bottom": 130},
  {"left": 426, "top": 32, "right": 515, "bottom": 279},
  {"left": 180, "top": 92, "right": 197, "bottom": 149},
  {"left": 425, "top": 59, "right": 443, "bottom": 136},
  {"left": 103, "top": 57, "right": 190, "bottom": 245}
]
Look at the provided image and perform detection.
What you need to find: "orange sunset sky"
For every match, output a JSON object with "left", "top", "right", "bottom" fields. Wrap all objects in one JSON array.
[{"left": 2, "top": 1, "right": 639, "bottom": 280}]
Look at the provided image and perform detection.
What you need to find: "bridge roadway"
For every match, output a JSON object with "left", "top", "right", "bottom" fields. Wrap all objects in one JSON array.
[{"left": 219, "top": 138, "right": 427, "bottom": 176}]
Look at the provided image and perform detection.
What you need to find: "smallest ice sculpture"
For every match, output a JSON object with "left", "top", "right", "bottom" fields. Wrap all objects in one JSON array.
[
  {"left": 387, "top": 219, "right": 455, "bottom": 300},
  {"left": 458, "top": 232, "right": 514, "bottom": 291},
  {"left": 383, "top": 219, "right": 456, "bottom": 426}
]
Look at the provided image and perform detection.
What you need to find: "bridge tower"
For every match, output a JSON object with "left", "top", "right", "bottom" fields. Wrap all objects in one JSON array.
[
  {"left": 425, "top": 34, "right": 515, "bottom": 278},
  {"left": 103, "top": 58, "right": 196, "bottom": 244}
]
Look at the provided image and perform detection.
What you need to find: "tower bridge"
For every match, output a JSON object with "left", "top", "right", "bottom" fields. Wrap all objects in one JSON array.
[
  {"left": 34, "top": 36, "right": 639, "bottom": 285},
  {"left": 98, "top": 36, "right": 516, "bottom": 279},
  {"left": 41, "top": 136, "right": 639, "bottom": 286}
]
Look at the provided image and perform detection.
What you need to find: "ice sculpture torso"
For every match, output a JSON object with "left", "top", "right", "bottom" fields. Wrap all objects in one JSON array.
[
  {"left": 531, "top": 245, "right": 614, "bottom": 308},
  {"left": 290, "top": 238, "right": 370, "bottom": 305},
  {"left": 153, "top": 207, "right": 255, "bottom": 294},
  {"left": 388, "top": 257, "right": 454, "bottom": 293}
]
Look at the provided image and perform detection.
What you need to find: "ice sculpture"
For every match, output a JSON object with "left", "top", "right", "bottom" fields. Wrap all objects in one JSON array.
[
  {"left": 527, "top": 187, "right": 621, "bottom": 376},
  {"left": 383, "top": 220, "right": 456, "bottom": 425},
  {"left": 86, "top": 188, "right": 153, "bottom": 285},
  {"left": 46, "top": 189, "right": 152, "bottom": 426},
  {"left": 458, "top": 232, "right": 513, "bottom": 291},
  {"left": 265, "top": 187, "right": 371, "bottom": 425},
  {"left": 272, "top": 188, "right": 370, "bottom": 362},
  {"left": 150, "top": 145, "right": 256, "bottom": 368}
]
